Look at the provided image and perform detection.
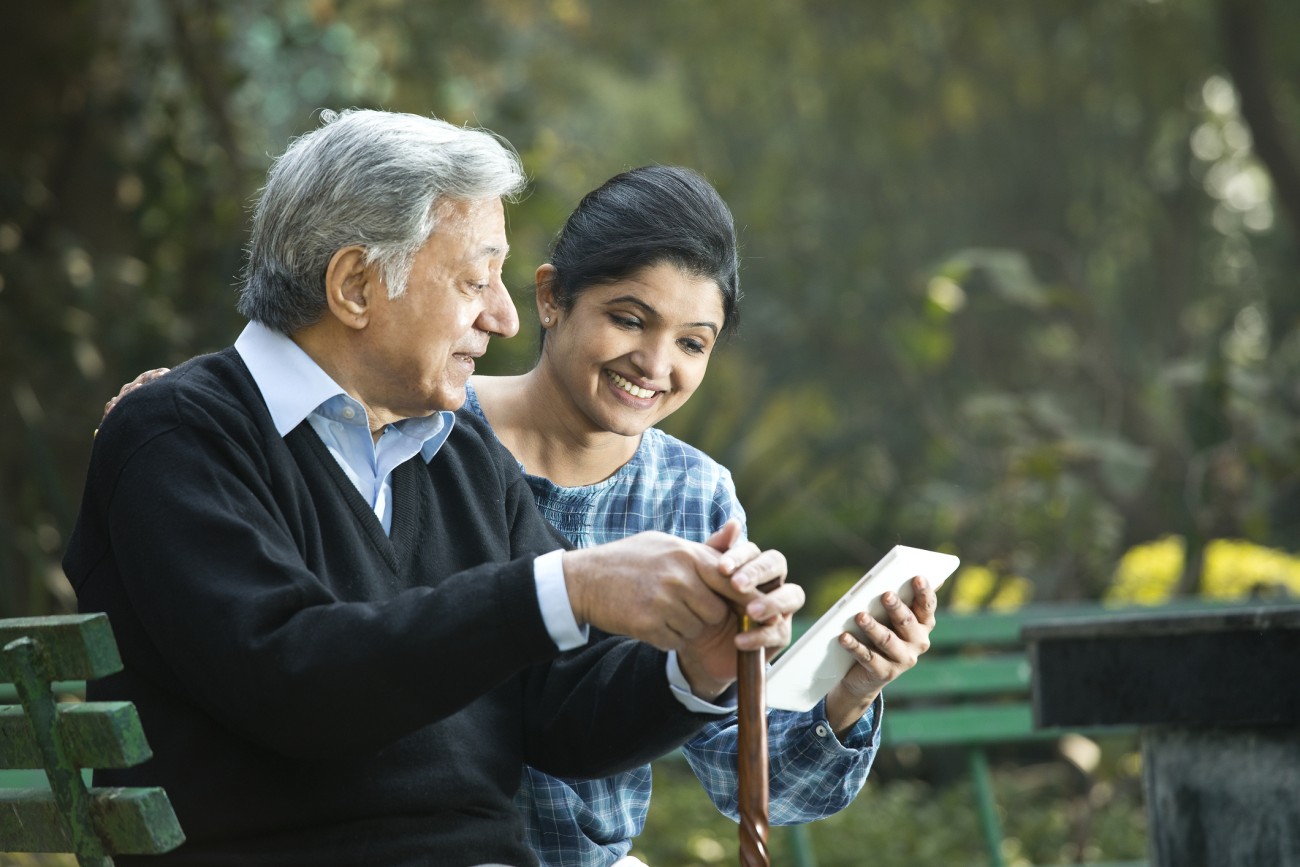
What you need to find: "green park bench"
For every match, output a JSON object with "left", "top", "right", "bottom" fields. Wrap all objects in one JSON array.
[
  {"left": 871, "top": 598, "right": 1244, "bottom": 866},
  {"left": 0, "top": 613, "right": 185, "bottom": 865},
  {"left": 774, "top": 601, "right": 1246, "bottom": 867},
  {"left": 655, "top": 603, "right": 1156, "bottom": 867},
  {"left": 877, "top": 603, "right": 1154, "bottom": 867}
]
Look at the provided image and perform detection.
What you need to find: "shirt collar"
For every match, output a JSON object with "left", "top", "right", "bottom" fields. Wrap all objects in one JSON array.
[{"left": 233, "top": 321, "right": 455, "bottom": 461}]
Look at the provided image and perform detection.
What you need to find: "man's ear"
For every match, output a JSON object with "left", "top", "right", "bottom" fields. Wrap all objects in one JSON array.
[
  {"left": 535, "top": 263, "right": 559, "bottom": 326},
  {"left": 325, "top": 246, "right": 376, "bottom": 330}
]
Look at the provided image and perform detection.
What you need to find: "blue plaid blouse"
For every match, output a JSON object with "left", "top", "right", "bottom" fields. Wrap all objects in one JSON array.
[{"left": 465, "top": 383, "right": 880, "bottom": 867}]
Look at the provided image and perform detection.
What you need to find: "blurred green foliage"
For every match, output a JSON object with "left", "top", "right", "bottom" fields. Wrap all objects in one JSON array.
[
  {"left": 6, "top": 5, "right": 1299, "bottom": 863},
  {"left": 3, "top": 1, "right": 1299, "bottom": 618}
]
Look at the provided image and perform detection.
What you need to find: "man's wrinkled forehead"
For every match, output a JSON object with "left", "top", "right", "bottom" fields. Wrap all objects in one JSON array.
[{"left": 432, "top": 197, "right": 509, "bottom": 262}]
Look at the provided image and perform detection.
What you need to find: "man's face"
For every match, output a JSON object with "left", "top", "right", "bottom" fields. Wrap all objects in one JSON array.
[{"left": 361, "top": 197, "right": 517, "bottom": 419}]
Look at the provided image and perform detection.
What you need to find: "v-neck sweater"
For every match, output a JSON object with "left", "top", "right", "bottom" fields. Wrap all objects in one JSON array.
[{"left": 64, "top": 347, "right": 711, "bottom": 867}]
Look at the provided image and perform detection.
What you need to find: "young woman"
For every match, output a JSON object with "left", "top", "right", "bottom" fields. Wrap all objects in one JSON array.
[{"left": 104, "top": 166, "right": 936, "bottom": 867}]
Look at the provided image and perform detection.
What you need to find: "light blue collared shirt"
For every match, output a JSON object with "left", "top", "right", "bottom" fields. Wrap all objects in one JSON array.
[
  {"left": 232, "top": 321, "right": 592, "bottom": 649},
  {"left": 233, "top": 321, "right": 728, "bottom": 712},
  {"left": 234, "top": 321, "right": 453, "bottom": 535}
]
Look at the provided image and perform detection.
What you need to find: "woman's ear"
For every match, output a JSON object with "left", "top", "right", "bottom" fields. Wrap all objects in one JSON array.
[
  {"left": 535, "top": 264, "right": 559, "bottom": 326},
  {"left": 325, "top": 246, "right": 375, "bottom": 330}
]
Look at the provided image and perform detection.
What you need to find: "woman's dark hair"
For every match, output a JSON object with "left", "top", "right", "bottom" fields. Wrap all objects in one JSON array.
[{"left": 544, "top": 165, "right": 741, "bottom": 342}]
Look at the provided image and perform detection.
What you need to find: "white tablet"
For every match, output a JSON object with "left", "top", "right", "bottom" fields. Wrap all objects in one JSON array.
[{"left": 765, "top": 545, "right": 959, "bottom": 712}]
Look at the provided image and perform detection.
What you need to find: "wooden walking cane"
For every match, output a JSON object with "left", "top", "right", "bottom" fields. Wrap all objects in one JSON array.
[{"left": 737, "top": 614, "right": 770, "bottom": 866}]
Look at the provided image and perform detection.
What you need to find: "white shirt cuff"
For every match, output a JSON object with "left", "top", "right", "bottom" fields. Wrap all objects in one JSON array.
[
  {"left": 666, "top": 651, "right": 737, "bottom": 715},
  {"left": 534, "top": 549, "right": 588, "bottom": 651}
]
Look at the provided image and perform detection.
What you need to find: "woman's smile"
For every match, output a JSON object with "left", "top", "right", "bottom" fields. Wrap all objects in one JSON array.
[{"left": 605, "top": 369, "right": 660, "bottom": 403}]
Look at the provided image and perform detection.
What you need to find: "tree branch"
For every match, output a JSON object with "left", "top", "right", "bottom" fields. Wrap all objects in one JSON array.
[
  {"left": 1219, "top": 0, "right": 1300, "bottom": 242},
  {"left": 167, "top": 0, "right": 243, "bottom": 173}
]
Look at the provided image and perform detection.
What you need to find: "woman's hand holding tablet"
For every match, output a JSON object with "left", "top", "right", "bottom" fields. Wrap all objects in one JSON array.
[{"left": 766, "top": 546, "right": 958, "bottom": 717}]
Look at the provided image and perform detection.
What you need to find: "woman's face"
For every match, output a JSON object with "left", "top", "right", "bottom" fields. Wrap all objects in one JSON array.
[{"left": 539, "top": 260, "right": 726, "bottom": 438}]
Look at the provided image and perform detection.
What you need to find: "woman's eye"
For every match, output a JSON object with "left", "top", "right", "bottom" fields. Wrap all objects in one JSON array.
[
  {"left": 679, "top": 338, "right": 707, "bottom": 355},
  {"left": 610, "top": 314, "right": 642, "bottom": 329}
]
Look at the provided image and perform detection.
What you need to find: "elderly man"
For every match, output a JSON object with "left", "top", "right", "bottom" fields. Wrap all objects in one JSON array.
[{"left": 64, "top": 110, "right": 802, "bottom": 867}]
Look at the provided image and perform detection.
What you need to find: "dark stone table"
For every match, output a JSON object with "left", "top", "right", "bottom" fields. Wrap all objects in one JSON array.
[{"left": 1023, "top": 602, "right": 1300, "bottom": 867}]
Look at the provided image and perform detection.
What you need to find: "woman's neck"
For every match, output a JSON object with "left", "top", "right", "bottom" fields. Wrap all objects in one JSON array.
[{"left": 472, "top": 368, "right": 641, "bottom": 487}]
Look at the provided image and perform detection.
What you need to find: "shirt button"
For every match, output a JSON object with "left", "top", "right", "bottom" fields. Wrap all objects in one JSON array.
[
  {"left": 815, "top": 724, "right": 829, "bottom": 738},
  {"left": 341, "top": 406, "right": 356, "bottom": 420}
]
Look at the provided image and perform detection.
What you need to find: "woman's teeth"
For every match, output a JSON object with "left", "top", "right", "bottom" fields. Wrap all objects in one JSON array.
[{"left": 607, "top": 371, "right": 656, "bottom": 399}]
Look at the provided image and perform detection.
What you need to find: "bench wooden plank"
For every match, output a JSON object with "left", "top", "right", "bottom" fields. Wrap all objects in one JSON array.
[
  {"left": 789, "top": 604, "right": 1160, "bottom": 866},
  {"left": 929, "top": 612, "right": 1028, "bottom": 647},
  {"left": 882, "top": 703, "right": 1057, "bottom": 747},
  {"left": 0, "top": 702, "right": 154, "bottom": 769},
  {"left": 0, "top": 787, "right": 185, "bottom": 855},
  {"left": 882, "top": 703, "right": 1136, "bottom": 747},
  {"left": 885, "top": 654, "right": 1030, "bottom": 699},
  {"left": 1, "top": 613, "right": 186, "bottom": 861},
  {"left": 0, "top": 615, "right": 122, "bottom": 683},
  {"left": 5, "top": 633, "right": 115, "bottom": 860},
  {"left": 931, "top": 600, "right": 1238, "bottom": 649}
]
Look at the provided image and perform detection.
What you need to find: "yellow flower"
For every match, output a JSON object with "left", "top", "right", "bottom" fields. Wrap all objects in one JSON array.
[
  {"left": 1106, "top": 536, "right": 1184, "bottom": 604},
  {"left": 1105, "top": 536, "right": 1300, "bottom": 603},
  {"left": 950, "top": 565, "right": 1033, "bottom": 611}
]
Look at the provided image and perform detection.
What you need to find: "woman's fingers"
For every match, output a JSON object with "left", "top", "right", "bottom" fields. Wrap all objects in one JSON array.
[
  {"left": 850, "top": 610, "right": 918, "bottom": 670},
  {"left": 103, "top": 368, "right": 172, "bottom": 421}
]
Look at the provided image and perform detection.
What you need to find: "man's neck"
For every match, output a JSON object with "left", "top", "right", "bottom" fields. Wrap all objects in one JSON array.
[{"left": 291, "top": 323, "right": 392, "bottom": 440}]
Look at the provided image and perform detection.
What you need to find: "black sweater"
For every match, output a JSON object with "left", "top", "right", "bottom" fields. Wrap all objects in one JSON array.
[{"left": 64, "top": 348, "right": 711, "bottom": 866}]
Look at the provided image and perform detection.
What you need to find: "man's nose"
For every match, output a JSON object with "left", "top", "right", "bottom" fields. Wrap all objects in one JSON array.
[{"left": 478, "top": 276, "right": 520, "bottom": 338}]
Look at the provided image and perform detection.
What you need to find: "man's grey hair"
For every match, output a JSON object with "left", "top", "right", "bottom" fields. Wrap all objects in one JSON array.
[{"left": 237, "top": 109, "right": 527, "bottom": 334}]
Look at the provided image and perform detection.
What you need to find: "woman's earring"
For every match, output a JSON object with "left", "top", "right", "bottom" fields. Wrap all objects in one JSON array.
[{"left": 543, "top": 316, "right": 551, "bottom": 324}]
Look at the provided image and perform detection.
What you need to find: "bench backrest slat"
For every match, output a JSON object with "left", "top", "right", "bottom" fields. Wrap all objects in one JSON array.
[
  {"left": 0, "top": 615, "right": 122, "bottom": 683},
  {"left": 878, "top": 606, "right": 1169, "bottom": 750},
  {"left": 0, "top": 787, "right": 186, "bottom": 855},
  {"left": 883, "top": 654, "right": 1030, "bottom": 700},
  {"left": 0, "top": 703, "right": 154, "bottom": 770},
  {"left": 0, "top": 613, "right": 185, "bottom": 862},
  {"left": 883, "top": 703, "right": 1047, "bottom": 746},
  {"left": 928, "top": 613, "right": 1027, "bottom": 648}
]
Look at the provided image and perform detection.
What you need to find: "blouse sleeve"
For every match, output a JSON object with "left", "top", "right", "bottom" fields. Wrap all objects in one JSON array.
[
  {"left": 710, "top": 465, "right": 748, "bottom": 538},
  {"left": 680, "top": 695, "right": 881, "bottom": 824},
  {"left": 688, "top": 460, "right": 879, "bottom": 822}
]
